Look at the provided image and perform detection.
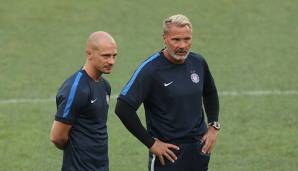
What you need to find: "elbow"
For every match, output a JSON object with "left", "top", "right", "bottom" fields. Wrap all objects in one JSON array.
[
  {"left": 115, "top": 99, "right": 123, "bottom": 117},
  {"left": 50, "top": 120, "right": 71, "bottom": 150},
  {"left": 115, "top": 99, "right": 134, "bottom": 119},
  {"left": 50, "top": 135, "right": 67, "bottom": 145},
  {"left": 50, "top": 133, "right": 68, "bottom": 150},
  {"left": 115, "top": 107, "right": 121, "bottom": 117}
]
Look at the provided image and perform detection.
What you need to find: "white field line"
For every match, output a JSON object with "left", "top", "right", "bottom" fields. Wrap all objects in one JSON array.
[
  {"left": 0, "top": 90, "right": 297, "bottom": 104},
  {"left": 219, "top": 90, "right": 298, "bottom": 96},
  {"left": 0, "top": 98, "right": 54, "bottom": 104}
]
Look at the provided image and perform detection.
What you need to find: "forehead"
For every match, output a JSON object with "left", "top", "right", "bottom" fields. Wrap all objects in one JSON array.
[
  {"left": 96, "top": 42, "right": 117, "bottom": 52},
  {"left": 165, "top": 25, "right": 192, "bottom": 37}
]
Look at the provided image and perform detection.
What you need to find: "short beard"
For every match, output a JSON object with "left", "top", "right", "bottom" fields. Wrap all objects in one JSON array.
[{"left": 166, "top": 46, "right": 189, "bottom": 61}]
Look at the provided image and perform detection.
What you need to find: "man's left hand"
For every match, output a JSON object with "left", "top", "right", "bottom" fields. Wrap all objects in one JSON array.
[{"left": 201, "top": 126, "right": 218, "bottom": 154}]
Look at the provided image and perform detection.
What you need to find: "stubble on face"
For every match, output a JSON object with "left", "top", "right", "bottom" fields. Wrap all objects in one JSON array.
[
  {"left": 85, "top": 31, "right": 117, "bottom": 79},
  {"left": 163, "top": 25, "right": 192, "bottom": 64},
  {"left": 166, "top": 45, "right": 190, "bottom": 61}
]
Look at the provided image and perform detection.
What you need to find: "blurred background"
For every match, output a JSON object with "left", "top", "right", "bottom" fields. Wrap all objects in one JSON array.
[{"left": 0, "top": 0, "right": 297, "bottom": 170}]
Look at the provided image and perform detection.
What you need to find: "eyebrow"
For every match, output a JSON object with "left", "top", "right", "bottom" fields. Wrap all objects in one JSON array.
[{"left": 101, "top": 53, "right": 117, "bottom": 56}]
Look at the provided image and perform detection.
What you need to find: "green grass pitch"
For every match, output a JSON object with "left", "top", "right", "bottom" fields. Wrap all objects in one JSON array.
[{"left": 0, "top": 0, "right": 297, "bottom": 170}]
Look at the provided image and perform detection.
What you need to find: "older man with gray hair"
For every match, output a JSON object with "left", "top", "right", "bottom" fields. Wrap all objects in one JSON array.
[{"left": 115, "top": 14, "right": 220, "bottom": 171}]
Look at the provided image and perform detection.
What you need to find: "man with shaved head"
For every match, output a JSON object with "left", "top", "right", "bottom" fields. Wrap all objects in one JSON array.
[{"left": 50, "top": 31, "right": 117, "bottom": 171}]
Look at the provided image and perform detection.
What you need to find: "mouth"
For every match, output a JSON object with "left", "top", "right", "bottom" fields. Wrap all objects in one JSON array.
[
  {"left": 104, "top": 65, "right": 113, "bottom": 71},
  {"left": 175, "top": 51, "right": 187, "bottom": 56}
]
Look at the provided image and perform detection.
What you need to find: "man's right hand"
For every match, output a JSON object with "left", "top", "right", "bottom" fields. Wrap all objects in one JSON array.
[{"left": 149, "top": 138, "right": 180, "bottom": 165}]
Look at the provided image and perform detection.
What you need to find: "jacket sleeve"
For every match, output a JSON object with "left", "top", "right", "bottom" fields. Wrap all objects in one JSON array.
[{"left": 202, "top": 59, "right": 219, "bottom": 123}]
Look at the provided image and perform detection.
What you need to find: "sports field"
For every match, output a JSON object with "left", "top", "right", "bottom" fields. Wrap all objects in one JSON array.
[{"left": 0, "top": 0, "right": 297, "bottom": 170}]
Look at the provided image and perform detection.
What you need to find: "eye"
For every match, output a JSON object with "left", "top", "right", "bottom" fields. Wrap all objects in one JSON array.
[{"left": 101, "top": 54, "right": 111, "bottom": 59}]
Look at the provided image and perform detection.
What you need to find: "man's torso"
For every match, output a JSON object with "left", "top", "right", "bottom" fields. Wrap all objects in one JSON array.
[
  {"left": 55, "top": 69, "right": 110, "bottom": 170},
  {"left": 120, "top": 51, "right": 208, "bottom": 143}
]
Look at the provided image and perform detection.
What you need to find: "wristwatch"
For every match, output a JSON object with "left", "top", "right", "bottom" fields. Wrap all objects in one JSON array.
[{"left": 208, "top": 121, "right": 220, "bottom": 130}]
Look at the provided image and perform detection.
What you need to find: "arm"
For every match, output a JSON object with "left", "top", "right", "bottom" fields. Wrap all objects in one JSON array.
[
  {"left": 201, "top": 59, "right": 220, "bottom": 154},
  {"left": 51, "top": 73, "right": 84, "bottom": 150},
  {"left": 202, "top": 60, "right": 219, "bottom": 123},
  {"left": 115, "top": 99, "right": 179, "bottom": 165},
  {"left": 202, "top": 87, "right": 219, "bottom": 154},
  {"left": 115, "top": 99, "right": 155, "bottom": 148},
  {"left": 50, "top": 121, "right": 72, "bottom": 150}
]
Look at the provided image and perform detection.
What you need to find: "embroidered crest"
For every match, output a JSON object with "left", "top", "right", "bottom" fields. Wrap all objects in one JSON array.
[{"left": 190, "top": 71, "right": 200, "bottom": 83}]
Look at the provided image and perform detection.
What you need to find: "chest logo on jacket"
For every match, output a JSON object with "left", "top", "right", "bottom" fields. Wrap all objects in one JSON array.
[
  {"left": 163, "top": 81, "right": 174, "bottom": 87},
  {"left": 91, "top": 98, "right": 97, "bottom": 104},
  {"left": 190, "top": 70, "right": 200, "bottom": 84}
]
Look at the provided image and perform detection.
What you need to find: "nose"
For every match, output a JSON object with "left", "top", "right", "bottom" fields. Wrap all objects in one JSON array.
[
  {"left": 108, "top": 56, "right": 116, "bottom": 65},
  {"left": 177, "top": 41, "right": 187, "bottom": 49}
]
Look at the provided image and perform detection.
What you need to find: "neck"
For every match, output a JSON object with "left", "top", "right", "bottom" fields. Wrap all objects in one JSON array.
[{"left": 83, "top": 64, "right": 101, "bottom": 81}]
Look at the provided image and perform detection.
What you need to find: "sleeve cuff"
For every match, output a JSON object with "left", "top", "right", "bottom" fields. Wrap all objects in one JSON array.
[{"left": 55, "top": 116, "right": 73, "bottom": 125}]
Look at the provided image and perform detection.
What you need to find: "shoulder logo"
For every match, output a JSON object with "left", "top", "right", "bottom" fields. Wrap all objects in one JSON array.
[
  {"left": 163, "top": 81, "right": 174, "bottom": 87},
  {"left": 190, "top": 71, "right": 200, "bottom": 84},
  {"left": 91, "top": 98, "right": 97, "bottom": 104}
]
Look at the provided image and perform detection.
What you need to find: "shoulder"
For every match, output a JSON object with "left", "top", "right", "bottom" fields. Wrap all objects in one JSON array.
[
  {"left": 189, "top": 52, "right": 209, "bottom": 66},
  {"left": 57, "top": 70, "right": 89, "bottom": 96},
  {"left": 119, "top": 52, "right": 161, "bottom": 96},
  {"left": 133, "top": 51, "right": 162, "bottom": 76},
  {"left": 189, "top": 52, "right": 206, "bottom": 62},
  {"left": 58, "top": 71, "right": 82, "bottom": 90}
]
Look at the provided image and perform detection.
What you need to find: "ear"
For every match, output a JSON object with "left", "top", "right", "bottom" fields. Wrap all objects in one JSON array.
[
  {"left": 162, "top": 33, "right": 167, "bottom": 44},
  {"left": 86, "top": 48, "right": 92, "bottom": 60}
]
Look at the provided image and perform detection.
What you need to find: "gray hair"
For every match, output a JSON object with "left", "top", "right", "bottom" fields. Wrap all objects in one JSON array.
[{"left": 163, "top": 14, "right": 192, "bottom": 34}]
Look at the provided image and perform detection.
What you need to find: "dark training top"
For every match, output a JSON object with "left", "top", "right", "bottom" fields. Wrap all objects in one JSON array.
[
  {"left": 55, "top": 69, "right": 111, "bottom": 171},
  {"left": 117, "top": 51, "right": 219, "bottom": 146}
]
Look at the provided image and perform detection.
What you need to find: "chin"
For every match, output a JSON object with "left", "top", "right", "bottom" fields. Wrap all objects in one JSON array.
[
  {"left": 173, "top": 55, "right": 187, "bottom": 61},
  {"left": 103, "top": 70, "right": 112, "bottom": 74}
]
